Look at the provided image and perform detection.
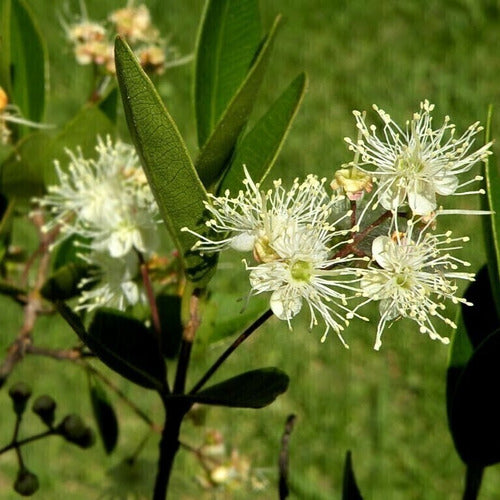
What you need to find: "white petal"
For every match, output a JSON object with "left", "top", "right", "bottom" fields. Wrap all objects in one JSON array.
[
  {"left": 230, "top": 232, "right": 256, "bottom": 252},
  {"left": 270, "top": 288, "right": 302, "bottom": 320},
  {"left": 407, "top": 181, "right": 436, "bottom": 215},
  {"left": 434, "top": 174, "right": 459, "bottom": 196}
]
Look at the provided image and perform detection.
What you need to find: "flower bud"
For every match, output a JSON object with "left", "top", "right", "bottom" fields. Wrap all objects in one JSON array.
[
  {"left": 331, "top": 167, "right": 372, "bottom": 201},
  {"left": 13, "top": 468, "right": 39, "bottom": 496},
  {"left": 8, "top": 382, "right": 32, "bottom": 415},
  {"left": 32, "top": 395, "right": 57, "bottom": 427},
  {"left": 58, "top": 414, "right": 95, "bottom": 448}
]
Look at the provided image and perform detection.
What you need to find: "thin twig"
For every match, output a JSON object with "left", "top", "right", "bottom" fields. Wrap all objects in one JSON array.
[
  {"left": 279, "top": 414, "right": 297, "bottom": 500},
  {"left": 189, "top": 309, "right": 273, "bottom": 395}
]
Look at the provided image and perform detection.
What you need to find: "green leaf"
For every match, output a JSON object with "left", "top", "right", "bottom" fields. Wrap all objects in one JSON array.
[
  {"left": 342, "top": 451, "right": 364, "bottom": 500},
  {"left": 98, "top": 86, "right": 119, "bottom": 124},
  {"left": 57, "top": 303, "right": 166, "bottom": 391},
  {"left": 0, "top": 279, "right": 25, "bottom": 299},
  {"left": 1, "top": 106, "right": 113, "bottom": 197},
  {"left": 89, "top": 376, "right": 119, "bottom": 454},
  {"left": 114, "top": 37, "right": 216, "bottom": 285},
  {"left": 446, "top": 265, "right": 500, "bottom": 419},
  {"left": 0, "top": 0, "right": 12, "bottom": 93},
  {"left": 197, "top": 291, "right": 269, "bottom": 344},
  {"left": 9, "top": 0, "right": 47, "bottom": 124},
  {"left": 190, "top": 367, "right": 289, "bottom": 408},
  {"left": 43, "top": 105, "right": 115, "bottom": 187},
  {"left": 449, "top": 328, "right": 500, "bottom": 466},
  {"left": 194, "top": 0, "right": 261, "bottom": 148},
  {"left": 482, "top": 106, "right": 500, "bottom": 316},
  {"left": 220, "top": 72, "right": 307, "bottom": 194},
  {"left": 52, "top": 235, "right": 91, "bottom": 271},
  {"left": 0, "top": 131, "right": 51, "bottom": 197},
  {"left": 40, "top": 262, "right": 92, "bottom": 301},
  {"left": 195, "top": 15, "right": 282, "bottom": 188}
]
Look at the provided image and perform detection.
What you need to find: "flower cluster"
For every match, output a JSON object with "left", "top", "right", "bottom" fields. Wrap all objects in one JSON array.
[
  {"left": 63, "top": 2, "right": 190, "bottom": 75},
  {"left": 185, "top": 167, "right": 366, "bottom": 345},
  {"left": 37, "top": 136, "right": 160, "bottom": 311},
  {"left": 187, "top": 101, "right": 491, "bottom": 349}
]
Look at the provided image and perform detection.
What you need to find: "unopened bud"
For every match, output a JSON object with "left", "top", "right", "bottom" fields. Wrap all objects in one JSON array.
[
  {"left": 32, "top": 395, "right": 57, "bottom": 427},
  {"left": 14, "top": 468, "right": 39, "bottom": 496},
  {"left": 58, "top": 414, "right": 95, "bottom": 448},
  {"left": 8, "top": 382, "right": 32, "bottom": 415},
  {"left": 331, "top": 168, "right": 372, "bottom": 201}
]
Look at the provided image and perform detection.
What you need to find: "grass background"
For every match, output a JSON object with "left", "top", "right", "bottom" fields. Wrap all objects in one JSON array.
[{"left": 1, "top": 0, "right": 500, "bottom": 498}]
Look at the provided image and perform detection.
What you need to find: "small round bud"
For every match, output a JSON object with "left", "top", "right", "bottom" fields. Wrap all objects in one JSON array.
[
  {"left": 8, "top": 382, "right": 32, "bottom": 415},
  {"left": 13, "top": 468, "right": 39, "bottom": 496},
  {"left": 32, "top": 395, "right": 57, "bottom": 427},
  {"left": 58, "top": 414, "right": 95, "bottom": 448}
]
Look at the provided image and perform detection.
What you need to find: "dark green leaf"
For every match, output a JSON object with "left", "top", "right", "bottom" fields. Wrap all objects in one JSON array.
[
  {"left": 447, "top": 265, "right": 500, "bottom": 418},
  {"left": 156, "top": 294, "right": 183, "bottom": 358},
  {"left": 462, "top": 264, "right": 500, "bottom": 349},
  {"left": 114, "top": 37, "right": 216, "bottom": 285},
  {"left": 449, "top": 328, "right": 500, "bottom": 466},
  {"left": 190, "top": 367, "right": 289, "bottom": 408},
  {"left": 57, "top": 303, "right": 166, "bottom": 391},
  {"left": 51, "top": 234, "right": 91, "bottom": 271},
  {"left": 10, "top": 0, "right": 47, "bottom": 124},
  {"left": 220, "top": 73, "right": 307, "bottom": 194},
  {"left": 195, "top": 15, "right": 282, "bottom": 188},
  {"left": 194, "top": 0, "right": 261, "bottom": 147},
  {"left": 0, "top": 278, "right": 25, "bottom": 298},
  {"left": 342, "top": 451, "right": 364, "bottom": 500},
  {"left": 446, "top": 310, "right": 473, "bottom": 419},
  {"left": 482, "top": 106, "right": 500, "bottom": 316},
  {"left": 89, "top": 376, "right": 119, "bottom": 454},
  {"left": 41, "top": 262, "right": 92, "bottom": 301}
]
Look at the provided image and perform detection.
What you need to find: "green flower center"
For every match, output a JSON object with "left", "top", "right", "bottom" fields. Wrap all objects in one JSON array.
[{"left": 290, "top": 260, "right": 313, "bottom": 282}]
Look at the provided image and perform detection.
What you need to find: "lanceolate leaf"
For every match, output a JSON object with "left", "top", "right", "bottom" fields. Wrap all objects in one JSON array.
[
  {"left": 89, "top": 376, "right": 119, "bottom": 454},
  {"left": 220, "top": 72, "right": 307, "bottom": 194},
  {"left": 9, "top": 0, "right": 47, "bottom": 124},
  {"left": 189, "top": 367, "right": 289, "bottom": 408},
  {"left": 482, "top": 106, "right": 500, "bottom": 317},
  {"left": 445, "top": 265, "right": 500, "bottom": 423},
  {"left": 40, "top": 262, "right": 92, "bottom": 301},
  {"left": 449, "top": 329, "right": 500, "bottom": 466},
  {"left": 194, "top": 0, "right": 261, "bottom": 148},
  {"left": 195, "top": 15, "right": 282, "bottom": 188},
  {"left": 0, "top": 0, "right": 12, "bottom": 93},
  {"left": 57, "top": 303, "right": 166, "bottom": 392},
  {"left": 114, "top": 37, "right": 216, "bottom": 285}
]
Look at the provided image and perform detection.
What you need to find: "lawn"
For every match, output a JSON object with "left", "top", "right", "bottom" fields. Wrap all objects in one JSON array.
[{"left": 1, "top": 0, "right": 500, "bottom": 498}]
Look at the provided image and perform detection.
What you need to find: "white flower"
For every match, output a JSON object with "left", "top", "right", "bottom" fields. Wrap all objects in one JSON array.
[
  {"left": 355, "top": 217, "right": 474, "bottom": 350},
  {"left": 344, "top": 100, "right": 492, "bottom": 216},
  {"left": 246, "top": 222, "right": 366, "bottom": 345},
  {"left": 184, "top": 166, "right": 345, "bottom": 257},
  {"left": 76, "top": 250, "right": 145, "bottom": 312},
  {"left": 38, "top": 136, "right": 159, "bottom": 258}
]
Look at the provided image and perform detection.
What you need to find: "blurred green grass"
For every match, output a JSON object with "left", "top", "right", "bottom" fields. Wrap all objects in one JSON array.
[{"left": 1, "top": 0, "right": 500, "bottom": 498}]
